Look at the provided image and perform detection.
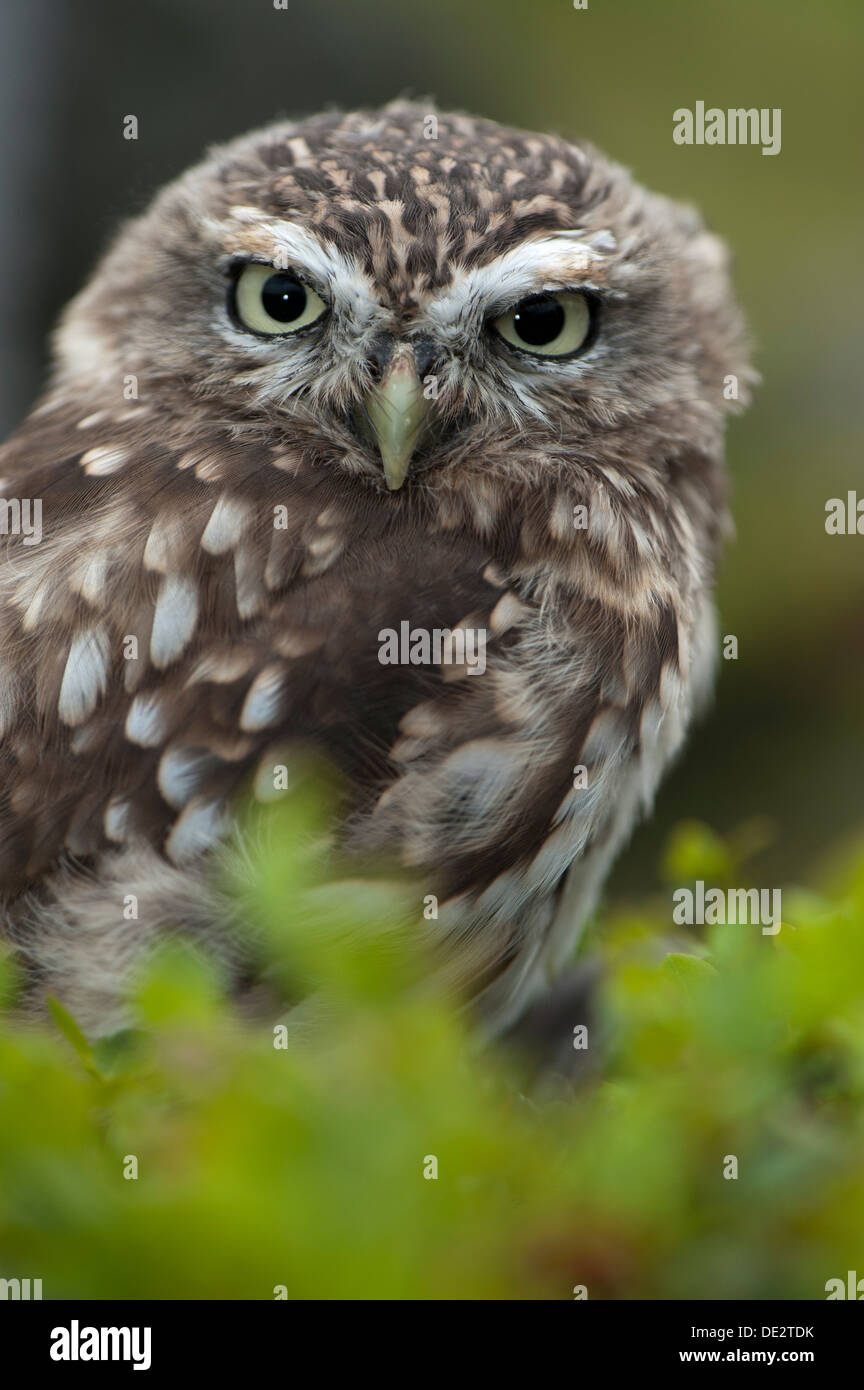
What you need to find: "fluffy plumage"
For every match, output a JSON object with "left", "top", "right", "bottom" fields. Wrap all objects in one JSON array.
[{"left": 0, "top": 101, "right": 752, "bottom": 1034}]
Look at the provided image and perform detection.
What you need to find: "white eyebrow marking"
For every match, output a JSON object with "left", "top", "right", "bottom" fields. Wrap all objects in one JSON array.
[
  {"left": 217, "top": 209, "right": 383, "bottom": 329},
  {"left": 423, "top": 229, "right": 616, "bottom": 335}
]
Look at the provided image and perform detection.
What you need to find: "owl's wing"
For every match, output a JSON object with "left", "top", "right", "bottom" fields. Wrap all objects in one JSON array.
[
  {"left": 0, "top": 398, "right": 527, "bottom": 895},
  {"left": 0, "top": 396, "right": 699, "bottom": 1026}
]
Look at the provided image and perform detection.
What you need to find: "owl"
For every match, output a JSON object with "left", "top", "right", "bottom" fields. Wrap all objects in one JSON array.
[{"left": 0, "top": 102, "right": 751, "bottom": 1037}]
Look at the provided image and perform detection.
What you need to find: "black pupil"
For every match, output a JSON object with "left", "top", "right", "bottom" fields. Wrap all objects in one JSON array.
[
  {"left": 513, "top": 294, "right": 565, "bottom": 346},
  {"left": 261, "top": 272, "right": 307, "bottom": 323}
]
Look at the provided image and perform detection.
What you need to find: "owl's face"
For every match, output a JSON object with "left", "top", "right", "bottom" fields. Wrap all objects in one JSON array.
[{"left": 54, "top": 102, "right": 749, "bottom": 502}]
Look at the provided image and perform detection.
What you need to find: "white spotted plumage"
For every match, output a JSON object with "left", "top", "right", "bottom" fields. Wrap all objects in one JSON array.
[{"left": 0, "top": 101, "right": 752, "bottom": 1037}]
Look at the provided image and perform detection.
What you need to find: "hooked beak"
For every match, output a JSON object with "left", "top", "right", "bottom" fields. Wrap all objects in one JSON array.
[{"left": 363, "top": 345, "right": 432, "bottom": 491}]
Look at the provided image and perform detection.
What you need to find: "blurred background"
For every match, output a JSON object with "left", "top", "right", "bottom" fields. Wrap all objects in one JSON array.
[{"left": 1, "top": 0, "right": 861, "bottom": 899}]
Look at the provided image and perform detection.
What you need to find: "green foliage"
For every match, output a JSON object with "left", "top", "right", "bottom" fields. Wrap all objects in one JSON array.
[{"left": 1, "top": 797, "right": 863, "bottom": 1300}]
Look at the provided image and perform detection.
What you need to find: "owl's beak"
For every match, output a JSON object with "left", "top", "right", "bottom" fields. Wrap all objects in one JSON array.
[{"left": 364, "top": 345, "right": 431, "bottom": 491}]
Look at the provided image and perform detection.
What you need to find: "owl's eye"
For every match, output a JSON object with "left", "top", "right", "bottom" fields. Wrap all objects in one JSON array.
[
  {"left": 492, "top": 291, "right": 594, "bottom": 358},
  {"left": 231, "top": 263, "right": 328, "bottom": 336}
]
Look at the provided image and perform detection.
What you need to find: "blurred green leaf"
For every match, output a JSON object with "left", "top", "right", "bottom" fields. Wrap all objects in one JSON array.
[
  {"left": 661, "top": 821, "right": 734, "bottom": 885},
  {"left": 1, "top": 800, "right": 863, "bottom": 1300}
]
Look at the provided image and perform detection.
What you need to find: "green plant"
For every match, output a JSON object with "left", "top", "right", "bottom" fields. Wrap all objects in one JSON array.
[{"left": 1, "top": 793, "right": 862, "bottom": 1300}]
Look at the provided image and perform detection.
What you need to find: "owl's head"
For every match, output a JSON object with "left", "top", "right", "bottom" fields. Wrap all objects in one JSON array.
[{"left": 55, "top": 102, "right": 751, "bottom": 502}]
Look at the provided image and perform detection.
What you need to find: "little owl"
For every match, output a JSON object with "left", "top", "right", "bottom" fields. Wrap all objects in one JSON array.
[{"left": 0, "top": 102, "right": 751, "bottom": 1036}]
